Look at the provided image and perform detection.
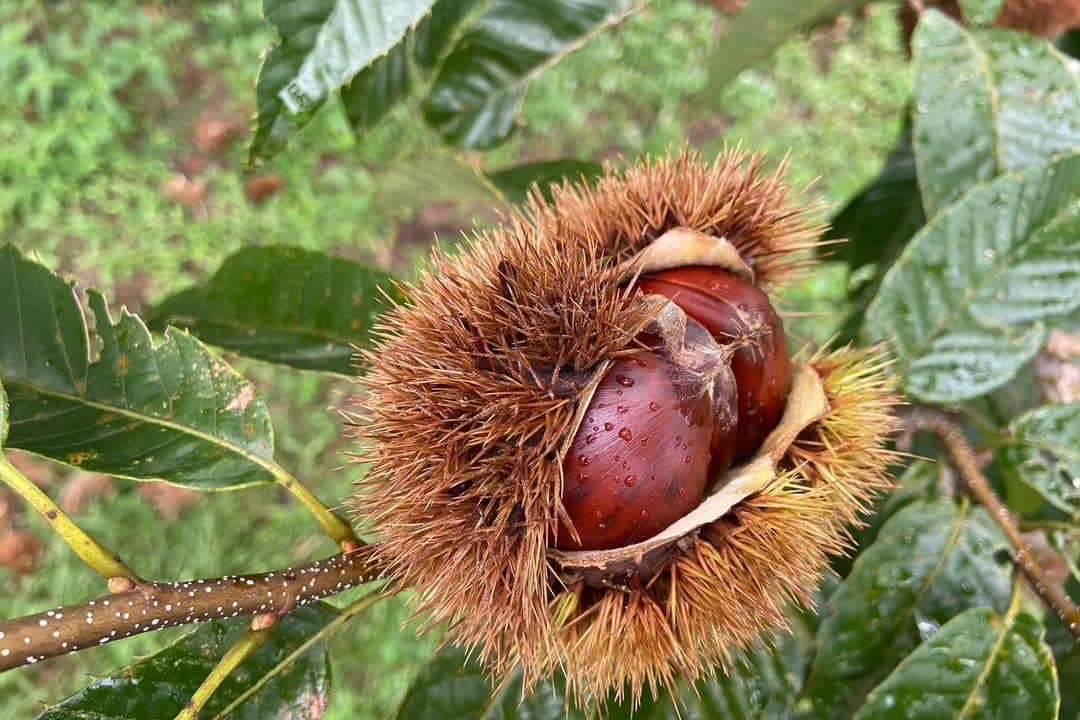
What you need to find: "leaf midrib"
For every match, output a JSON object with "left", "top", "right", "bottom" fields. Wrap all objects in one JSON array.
[
  {"left": 3, "top": 378, "right": 279, "bottom": 484},
  {"left": 838, "top": 501, "right": 971, "bottom": 717},
  {"left": 956, "top": 595, "right": 1021, "bottom": 718},
  {"left": 898, "top": 162, "right": 1071, "bottom": 365}
]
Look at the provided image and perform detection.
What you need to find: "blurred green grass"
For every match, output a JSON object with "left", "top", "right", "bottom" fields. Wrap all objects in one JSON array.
[{"left": 0, "top": 1, "right": 907, "bottom": 717}]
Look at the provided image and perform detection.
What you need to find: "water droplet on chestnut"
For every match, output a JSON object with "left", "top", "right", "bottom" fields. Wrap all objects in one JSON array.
[{"left": 555, "top": 352, "right": 713, "bottom": 550}]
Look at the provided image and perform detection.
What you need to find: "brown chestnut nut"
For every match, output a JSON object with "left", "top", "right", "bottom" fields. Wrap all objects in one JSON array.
[
  {"left": 638, "top": 266, "right": 791, "bottom": 461},
  {"left": 555, "top": 352, "right": 714, "bottom": 551}
]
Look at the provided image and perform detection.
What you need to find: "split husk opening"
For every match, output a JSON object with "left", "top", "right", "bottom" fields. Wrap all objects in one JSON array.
[{"left": 550, "top": 228, "right": 828, "bottom": 585}]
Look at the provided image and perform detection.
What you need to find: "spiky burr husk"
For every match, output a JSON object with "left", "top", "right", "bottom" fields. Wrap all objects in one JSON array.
[{"left": 351, "top": 149, "right": 897, "bottom": 706}]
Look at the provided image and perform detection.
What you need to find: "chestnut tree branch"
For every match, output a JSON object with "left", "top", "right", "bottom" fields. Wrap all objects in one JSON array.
[
  {"left": 908, "top": 406, "right": 1080, "bottom": 643},
  {"left": 0, "top": 546, "right": 386, "bottom": 673}
]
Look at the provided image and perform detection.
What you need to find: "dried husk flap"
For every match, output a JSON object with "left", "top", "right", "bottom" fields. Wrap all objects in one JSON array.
[
  {"left": 615, "top": 227, "right": 755, "bottom": 283},
  {"left": 550, "top": 362, "right": 828, "bottom": 584}
]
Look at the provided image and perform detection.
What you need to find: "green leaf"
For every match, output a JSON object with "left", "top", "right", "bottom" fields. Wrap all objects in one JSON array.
[
  {"left": 148, "top": 246, "right": 400, "bottom": 375},
  {"left": 340, "top": 41, "right": 413, "bottom": 134},
  {"left": 393, "top": 644, "right": 586, "bottom": 720},
  {"left": 688, "top": 621, "right": 815, "bottom": 720},
  {"left": 372, "top": 147, "right": 499, "bottom": 221},
  {"left": 1048, "top": 529, "right": 1080, "bottom": 589},
  {"left": 852, "top": 606, "right": 1058, "bottom": 720},
  {"left": 1060, "top": 29, "right": 1080, "bottom": 61},
  {"left": 0, "top": 244, "right": 275, "bottom": 490},
  {"left": 799, "top": 499, "right": 1012, "bottom": 719},
  {"left": 957, "top": 0, "right": 1003, "bottom": 25},
  {"left": 827, "top": 122, "right": 925, "bottom": 342},
  {"left": 250, "top": 0, "right": 439, "bottom": 161},
  {"left": 827, "top": 123, "right": 923, "bottom": 274},
  {"left": 422, "top": 0, "right": 637, "bottom": 149},
  {"left": 998, "top": 403, "right": 1080, "bottom": 521},
  {"left": 340, "top": 0, "right": 482, "bottom": 137},
  {"left": 702, "top": 0, "right": 867, "bottom": 95},
  {"left": 414, "top": 0, "right": 484, "bottom": 72},
  {"left": 34, "top": 605, "right": 335, "bottom": 720},
  {"left": 912, "top": 12, "right": 1080, "bottom": 216},
  {"left": 487, "top": 158, "right": 603, "bottom": 204},
  {"left": 864, "top": 153, "right": 1080, "bottom": 403},
  {"left": 837, "top": 460, "right": 947, "bottom": 578},
  {"left": 1047, "top": 609, "right": 1080, "bottom": 720}
]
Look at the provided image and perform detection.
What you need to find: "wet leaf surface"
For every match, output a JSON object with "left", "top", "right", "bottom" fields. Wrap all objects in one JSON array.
[
  {"left": 799, "top": 499, "right": 1012, "bottom": 718},
  {"left": 852, "top": 606, "right": 1057, "bottom": 720},
  {"left": 865, "top": 153, "right": 1080, "bottom": 402},
  {"left": 0, "top": 244, "right": 275, "bottom": 490},
  {"left": 251, "top": 0, "right": 438, "bottom": 161},
  {"left": 997, "top": 403, "right": 1080, "bottom": 521},
  {"left": 912, "top": 12, "right": 1080, "bottom": 216}
]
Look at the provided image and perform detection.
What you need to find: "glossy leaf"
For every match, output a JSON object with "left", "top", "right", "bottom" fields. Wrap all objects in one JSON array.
[
  {"left": 799, "top": 499, "right": 1012, "bottom": 719},
  {"left": 837, "top": 461, "right": 947, "bottom": 578},
  {"left": 251, "top": 0, "right": 438, "bottom": 161},
  {"left": 340, "top": 42, "right": 412, "bottom": 134},
  {"left": 148, "top": 245, "right": 400, "bottom": 375},
  {"left": 852, "top": 606, "right": 1057, "bottom": 720},
  {"left": 34, "top": 605, "right": 335, "bottom": 720},
  {"left": 422, "top": 0, "right": 637, "bottom": 149},
  {"left": 703, "top": 0, "right": 866, "bottom": 95},
  {"left": 341, "top": 0, "right": 482, "bottom": 136},
  {"left": 394, "top": 644, "right": 585, "bottom": 720},
  {"left": 0, "top": 244, "right": 275, "bottom": 490},
  {"left": 912, "top": 12, "right": 1080, "bottom": 216},
  {"left": 998, "top": 403, "right": 1080, "bottom": 521},
  {"left": 413, "top": 0, "right": 484, "bottom": 71},
  {"left": 1054, "top": 532, "right": 1080, "bottom": 590},
  {"left": 864, "top": 153, "right": 1080, "bottom": 403},
  {"left": 688, "top": 621, "right": 815, "bottom": 720},
  {"left": 487, "top": 158, "right": 603, "bottom": 204},
  {"left": 1047, "top": 610, "right": 1080, "bottom": 720},
  {"left": 957, "top": 0, "right": 1003, "bottom": 24}
]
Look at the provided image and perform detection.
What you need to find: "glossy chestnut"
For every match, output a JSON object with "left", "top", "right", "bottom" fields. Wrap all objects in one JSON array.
[
  {"left": 638, "top": 266, "right": 791, "bottom": 461},
  {"left": 554, "top": 352, "right": 714, "bottom": 551}
]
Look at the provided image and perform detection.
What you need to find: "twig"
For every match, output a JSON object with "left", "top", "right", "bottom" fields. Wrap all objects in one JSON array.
[
  {"left": 0, "top": 454, "right": 136, "bottom": 581},
  {"left": 908, "top": 406, "right": 1080, "bottom": 643},
  {"left": 175, "top": 627, "right": 272, "bottom": 720},
  {"left": 264, "top": 464, "right": 361, "bottom": 552},
  {"left": 0, "top": 546, "right": 385, "bottom": 672}
]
